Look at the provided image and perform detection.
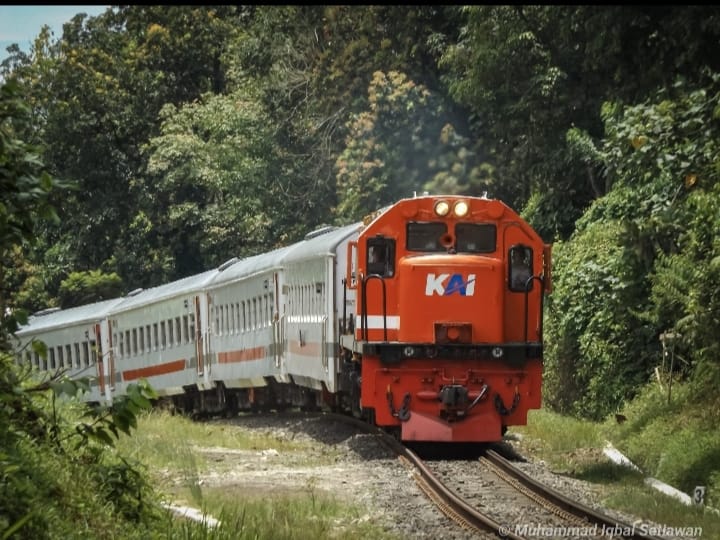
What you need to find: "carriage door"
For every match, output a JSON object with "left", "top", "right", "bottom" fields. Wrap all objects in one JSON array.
[
  {"left": 194, "top": 295, "right": 205, "bottom": 375},
  {"left": 95, "top": 321, "right": 115, "bottom": 403},
  {"left": 273, "top": 272, "right": 283, "bottom": 369}
]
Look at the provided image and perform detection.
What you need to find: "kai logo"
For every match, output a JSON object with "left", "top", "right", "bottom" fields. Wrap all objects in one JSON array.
[{"left": 425, "top": 273, "right": 476, "bottom": 296}]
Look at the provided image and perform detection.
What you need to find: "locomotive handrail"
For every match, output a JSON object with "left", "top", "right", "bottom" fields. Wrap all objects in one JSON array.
[
  {"left": 361, "top": 274, "right": 388, "bottom": 342},
  {"left": 523, "top": 275, "right": 545, "bottom": 346}
]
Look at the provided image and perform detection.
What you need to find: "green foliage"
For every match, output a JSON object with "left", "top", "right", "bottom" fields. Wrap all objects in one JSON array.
[
  {"left": 0, "top": 79, "right": 62, "bottom": 348},
  {"left": 544, "top": 221, "right": 657, "bottom": 419},
  {"left": 544, "top": 72, "right": 720, "bottom": 419},
  {"left": 0, "top": 80, "right": 57, "bottom": 247},
  {"left": 440, "top": 6, "right": 720, "bottom": 238},
  {"left": 68, "top": 379, "right": 158, "bottom": 447},
  {"left": 0, "top": 347, "right": 167, "bottom": 538},
  {"left": 142, "top": 90, "right": 279, "bottom": 272},
  {"left": 334, "top": 70, "right": 483, "bottom": 221},
  {"left": 57, "top": 269, "right": 124, "bottom": 308}
]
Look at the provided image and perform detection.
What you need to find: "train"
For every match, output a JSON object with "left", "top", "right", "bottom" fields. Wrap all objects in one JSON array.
[{"left": 13, "top": 194, "right": 551, "bottom": 443}]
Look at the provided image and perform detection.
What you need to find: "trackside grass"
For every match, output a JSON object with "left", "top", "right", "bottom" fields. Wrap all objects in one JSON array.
[
  {"left": 114, "top": 410, "right": 397, "bottom": 539},
  {"left": 511, "top": 388, "right": 720, "bottom": 539}
]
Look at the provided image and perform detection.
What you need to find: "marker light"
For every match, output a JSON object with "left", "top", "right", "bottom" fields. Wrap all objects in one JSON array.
[
  {"left": 454, "top": 200, "right": 469, "bottom": 217},
  {"left": 434, "top": 201, "right": 450, "bottom": 216}
]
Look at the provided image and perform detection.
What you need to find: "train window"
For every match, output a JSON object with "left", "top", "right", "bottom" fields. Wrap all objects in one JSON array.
[
  {"left": 50, "top": 347, "right": 56, "bottom": 369},
  {"left": 153, "top": 323, "right": 159, "bottom": 350},
  {"left": 74, "top": 343, "right": 81, "bottom": 368},
  {"left": 126, "top": 330, "right": 131, "bottom": 356},
  {"left": 90, "top": 340, "right": 97, "bottom": 365},
  {"left": 145, "top": 325, "right": 151, "bottom": 351},
  {"left": 168, "top": 319, "right": 175, "bottom": 345},
  {"left": 161, "top": 322, "right": 167, "bottom": 348},
  {"left": 34, "top": 351, "right": 40, "bottom": 370},
  {"left": 455, "top": 223, "right": 496, "bottom": 253},
  {"left": 174, "top": 317, "right": 181, "bottom": 344},
  {"left": 189, "top": 314, "right": 195, "bottom": 341},
  {"left": 509, "top": 245, "right": 534, "bottom": 292},
  {"left": 118, "top": 332, "right": 124, "bottom": 358},
  {"left": 367, "top": 237, "right": 396, "bottom": 277},
  {"left": 407, "top": 222, "right": 447, "bottom": 252},
  {"left": 66, "top": 344, "right": 72, "bottom": 368}
]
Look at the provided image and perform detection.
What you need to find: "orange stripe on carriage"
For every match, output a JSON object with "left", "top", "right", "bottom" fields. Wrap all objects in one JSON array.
[
  {"left": 123, "top": 359, "right": 187, "bottom": 381},
  {"left": 218, "top": 346, "right": 266, "bottom": 363}
]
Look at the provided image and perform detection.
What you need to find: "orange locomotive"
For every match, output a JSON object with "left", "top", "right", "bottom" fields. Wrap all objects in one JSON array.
[{"left": 340, "top": 195, "right": 551, "bottom": 443}]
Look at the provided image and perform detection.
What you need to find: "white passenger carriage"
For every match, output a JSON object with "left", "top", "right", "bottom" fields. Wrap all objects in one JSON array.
[
  {"left": 14, "top": 222, "right": 362, "bottom": 413},
  {"left": 104, "top": 269, "right": 219, "bottom": 404},
  {"left": 202, "top": 223, "right": 361, "bottom": 412},
  {"left": 14, "top": 298, "right": 125, "bottom": 403},
  {"left": 280, "top": 223, "right": 359, "bottom": 399},
  {"left": 203, "top": 246, "right": 294, "bottom": 411}
]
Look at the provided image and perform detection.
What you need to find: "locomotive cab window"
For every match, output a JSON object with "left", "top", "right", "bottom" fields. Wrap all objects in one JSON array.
[
  {"left": 367, "top": 237, "right": 395, "bottom": 277},
  {"left": 509, "top": 245, "right": 533, "bottom": 292},
  {"left": 456, "top": 223, "right": 496, "bottom": 253},
  {"left": 407, "top": 222, "right": 447, "bottom": 252}
]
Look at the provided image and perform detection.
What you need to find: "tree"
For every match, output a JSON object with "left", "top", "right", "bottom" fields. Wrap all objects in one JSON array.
[
  {"left": 334, "top": 70, "right": 484, "bottom": 221},
  {"left": 439, "top": 6, "right": 720, "bottom": 239},
  {"left": 141, "top": 89, "right": 279, "bottom": 274},
  {"left": 58, "top": 270, "right": 124, "bottom": 308},
  {"left": 544, "top": 71, "right": 720, "bottom": 418},
  {"left": 0, "top": 80, "right": 59, "bottom": 346}
]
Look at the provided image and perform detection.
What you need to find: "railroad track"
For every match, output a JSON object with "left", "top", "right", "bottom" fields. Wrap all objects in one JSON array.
[
  {"left": 403, "top": 445, "right": 666, "bottom": 540},
  {"left": 324, "top": 413, "right": 665, "bottom": 540}
]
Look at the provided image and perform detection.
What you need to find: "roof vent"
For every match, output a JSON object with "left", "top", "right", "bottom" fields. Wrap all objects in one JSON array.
[
  {"left": 304, "top": 225, "right": 336, "bottom": 240},
  {"left": 218, "top": 257, "right": 240, "bottom": 271},
  {"left": 126, "top": 288, "right": 144, "bottom": 297}
]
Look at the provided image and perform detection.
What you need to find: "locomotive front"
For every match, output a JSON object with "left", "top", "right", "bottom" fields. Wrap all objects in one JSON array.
[{"left": 351, "top": 195, "right": 550, "bottom": 443}]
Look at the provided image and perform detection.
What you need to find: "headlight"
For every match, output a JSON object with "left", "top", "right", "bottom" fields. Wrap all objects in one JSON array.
[
  {"left": 434, "top": 201, "right": 450, "bottom": 216},
  {"left": 492, "top": 347, "right": 504, "bottom": 358},
  {"left": 453, "top": 200, "right": 469, "bottom": 217}
]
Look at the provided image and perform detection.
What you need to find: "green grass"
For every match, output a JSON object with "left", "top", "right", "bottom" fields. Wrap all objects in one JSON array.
[
  {"left": 168, "top": 485, "right": 396, "bottom": 540},
  {"left": 511, "top": 403, "right": 720, "bottom": 539},
  {"left": 113, "top": 410, "right": 396, "bottom": 539}
]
